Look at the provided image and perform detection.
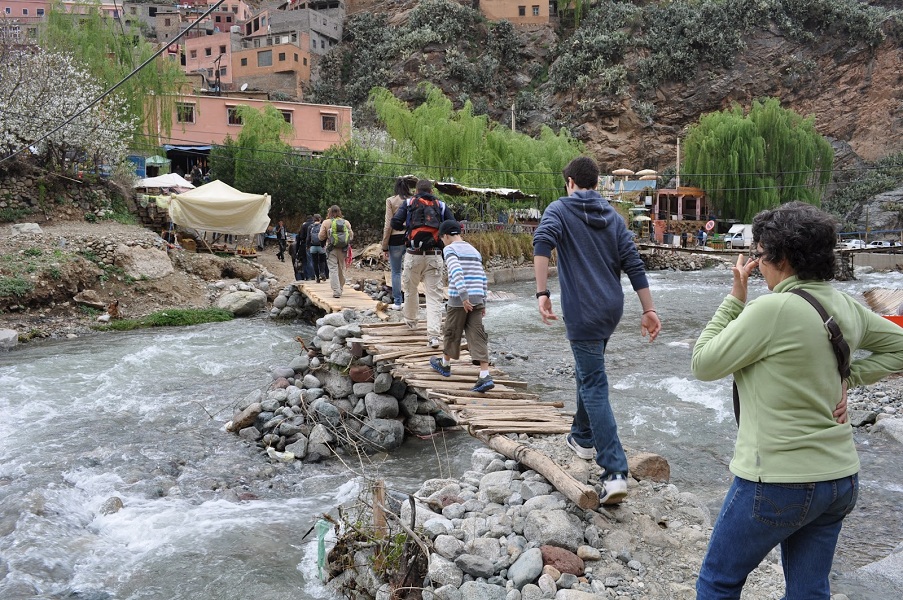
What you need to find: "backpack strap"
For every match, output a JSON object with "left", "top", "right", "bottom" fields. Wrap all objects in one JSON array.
[
  {"left": 788, "top": 289, "right": 851, "bottom": 380},
  {"left": 733, "top": 287, "right": 851, "bottom": 427}
]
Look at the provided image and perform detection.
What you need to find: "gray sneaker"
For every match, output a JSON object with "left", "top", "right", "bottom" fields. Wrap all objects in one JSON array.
[
  {"left": 472, "top": 376, "right": 495, "bottom": 393},
  {"left": 566, "top": 434, "right": 595, "bottom": 460}
]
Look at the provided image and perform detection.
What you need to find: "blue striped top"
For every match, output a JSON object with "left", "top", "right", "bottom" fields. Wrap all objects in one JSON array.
[{"left": 443, "top": 240, "right": 487, "bottom": 307}]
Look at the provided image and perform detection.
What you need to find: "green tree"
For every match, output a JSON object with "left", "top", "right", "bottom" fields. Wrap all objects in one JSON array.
[
  {"left": 683, "top": 98, "right": 833, "bottom": 221},
  {"left": 370, "top": 84, "right": 582, "bottom": 207},
  {"left": 41, "top": 1, "right": 186, "bottom": 150}
]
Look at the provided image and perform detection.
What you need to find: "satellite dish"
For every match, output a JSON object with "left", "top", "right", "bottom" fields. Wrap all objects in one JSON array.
[{"left": 240, "top": 83, "right": 249, "bottom": 91}]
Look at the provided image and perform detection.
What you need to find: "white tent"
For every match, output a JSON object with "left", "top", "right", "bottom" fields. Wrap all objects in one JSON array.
[
  {"left": 136, "top": 173, "right": 194, "bottom": 189},
  {"left": 168, "top": 180, "right": 271, "bottom": 235}
]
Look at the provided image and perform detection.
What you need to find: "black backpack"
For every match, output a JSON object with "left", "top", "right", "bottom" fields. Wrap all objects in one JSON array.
[{"left": 407, "top": 195, "right": 442, "bottom": 250}]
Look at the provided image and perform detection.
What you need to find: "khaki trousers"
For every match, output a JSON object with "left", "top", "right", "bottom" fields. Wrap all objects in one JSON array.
[
  {"left": 402, "top": 252, "right": 445, "bottom": 339},
  {"left": 326, "top": 247, "right": 346, "bottom": 296}
]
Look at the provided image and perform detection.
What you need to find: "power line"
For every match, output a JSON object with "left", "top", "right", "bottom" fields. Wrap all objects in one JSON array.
[{"left": 0, "top": 0, "right": 227, "bottom": 165}]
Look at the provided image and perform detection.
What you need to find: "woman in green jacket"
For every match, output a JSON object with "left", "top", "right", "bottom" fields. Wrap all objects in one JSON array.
[{"left": 692, "top": 202, "right": 903, "bottom": 599}]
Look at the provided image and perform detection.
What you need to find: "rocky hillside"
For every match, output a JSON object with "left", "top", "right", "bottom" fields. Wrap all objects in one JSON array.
[{"left": 324, "top": 0, "right": 903, "bottom": 182}]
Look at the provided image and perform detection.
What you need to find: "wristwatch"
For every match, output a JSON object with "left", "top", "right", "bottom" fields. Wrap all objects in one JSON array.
[{"left": 535, "top": 290, "right": 550, "bottom": 299}]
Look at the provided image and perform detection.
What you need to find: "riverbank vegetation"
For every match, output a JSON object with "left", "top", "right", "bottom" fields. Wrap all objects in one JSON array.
[{"left": 93, "top": 308, "right": 233, "bottom": 332}]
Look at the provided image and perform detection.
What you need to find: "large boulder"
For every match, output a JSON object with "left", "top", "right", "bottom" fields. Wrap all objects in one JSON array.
[
  {"left": 216, "top": 289, "right": 267, "bottom": 317},
  {"left": 10, "top": 223, "right": 42, "bottom": 235},
  {"left": 0, "top": 329, "right": 18, "bottom": 351},
  {"left": 113, "top": 244, "right": 173, "bottom": 279},
  {"left": 523, "top": 509, "right": 584, "bottom": 552},
  {"left": 359, "top": 418, "right": 405, "bottom": 452},
  {"left": 73, "top": 289, "right": 106, "bottom": 310}
]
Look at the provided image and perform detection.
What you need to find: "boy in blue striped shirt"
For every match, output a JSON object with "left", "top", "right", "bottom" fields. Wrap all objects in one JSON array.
[{"left": 429, "top": 219, "right": 494, "bottom": 393}]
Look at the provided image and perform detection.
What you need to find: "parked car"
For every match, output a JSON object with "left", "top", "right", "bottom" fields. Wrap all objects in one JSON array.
[
  {"left": 725, "top": 224, "right": 753, "bottom": 249},
  {"left": 866, "top": 240, "right": 902, "bottom": 249},
  {"left": 839, "top": 239, "right": 867, "bottom": 250}
]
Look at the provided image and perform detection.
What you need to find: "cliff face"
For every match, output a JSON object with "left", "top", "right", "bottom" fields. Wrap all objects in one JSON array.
[{"left": 325, "top": 2, "right": 903, "bottom": 185}]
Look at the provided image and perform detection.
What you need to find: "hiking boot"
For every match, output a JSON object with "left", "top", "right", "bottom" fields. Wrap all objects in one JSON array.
[
  {"left": 428, "top": 337, "right": 440, "bottom": 348},
  {"left": 600, "top": 473, "right": 628, "bottom": 505},
  {"left": 566, "top": 434, "right": 595, "bottom": 460},
  {"left": 430, "top": 357, "right": 451, "bottom": 377},
  {"left": 472, "top": 376, "right": 495, "bottom": 393}
]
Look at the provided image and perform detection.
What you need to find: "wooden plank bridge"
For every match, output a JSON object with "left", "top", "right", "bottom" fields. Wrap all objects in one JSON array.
[{"left": 295, "top": 280, "right": 573, "bottom": 436}]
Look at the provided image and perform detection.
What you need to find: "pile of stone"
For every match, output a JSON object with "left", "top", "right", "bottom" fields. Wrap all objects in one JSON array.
[
  {"left": 325, "top": 443, "right": 786, "bottom": 600},
  {"left": 227, "top": 310, "right": 454, "bottom": 461},
  {"left": 641, "top": 251, "right": 731, "bottom": 272},
  {"left": 847, "top": 378, "right": 903, "bottom": 443}
]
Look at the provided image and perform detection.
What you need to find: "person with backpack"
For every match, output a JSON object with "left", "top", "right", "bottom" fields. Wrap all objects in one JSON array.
[
  {"left": 391, "top": 179, "right": 455, "bottom": 348},
  {"left": 319, "top": 205, "right": 353, "bottom": 298},
  {"left": 307, "top": 214, "right": 327, "bottom": 283},
  {"left": 381, "top": 177, "right": 412, "bottom": 310}
]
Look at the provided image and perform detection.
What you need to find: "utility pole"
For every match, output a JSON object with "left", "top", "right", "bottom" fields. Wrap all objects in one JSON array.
[{"left": 511, "top": 102, "right": 515, "bottom": 132}]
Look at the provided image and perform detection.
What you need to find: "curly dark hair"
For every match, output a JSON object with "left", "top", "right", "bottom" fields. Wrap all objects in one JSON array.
[
  {"left": 751, "top": 201, "right": 838, "bottom": 281},
  {"left": 562, "top": 156, "right": 599, "bottom": 190}
]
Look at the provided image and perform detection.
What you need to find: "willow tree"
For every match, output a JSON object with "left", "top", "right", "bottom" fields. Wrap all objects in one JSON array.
[
  {"left": 683, "top": 98, "right": 833, "bottom": 222},
  {"left": 369, "top": 84, "right": 582, "bottom": 207},
  {"left": 41, "top": 1, "right": 186, "bottom": 151}
]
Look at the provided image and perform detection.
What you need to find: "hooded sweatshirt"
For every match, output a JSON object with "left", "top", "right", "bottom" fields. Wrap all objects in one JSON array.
[{"left": 533, "top": 190, "right": 649, "bottom": 341}]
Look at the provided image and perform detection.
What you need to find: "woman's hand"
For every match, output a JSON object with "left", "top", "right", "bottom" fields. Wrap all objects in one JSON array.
[{"left": 730, "top": 253, "right": 759, "bottom": 304}]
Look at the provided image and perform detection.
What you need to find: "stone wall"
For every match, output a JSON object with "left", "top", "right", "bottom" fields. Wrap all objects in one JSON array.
[{"left": 0, "top": 167, "right": 119, "bottom": 221}]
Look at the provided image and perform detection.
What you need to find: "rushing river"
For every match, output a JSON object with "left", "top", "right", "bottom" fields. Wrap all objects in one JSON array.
[{"left": 1, "top": 268, "right": 901, "bottom": 599}]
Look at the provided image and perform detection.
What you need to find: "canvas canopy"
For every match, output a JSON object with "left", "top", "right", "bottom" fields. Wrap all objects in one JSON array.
[
  {"left": 136, "top": 173, "right": 194, "bottom": 189},
  {"left": 168, "top": 180, "right": 271, "bottom": 235}
]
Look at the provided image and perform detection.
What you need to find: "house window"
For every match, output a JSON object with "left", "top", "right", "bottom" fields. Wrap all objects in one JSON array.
[
  {"left": 240, "top": 57, "right": 247, "bottom": 66},
  {"left": 532, "top": 5, "right": 540, "bottom": 16},
  {"left": 227, "top": 107, "right": 243, "bottom": 125},
  {"left": 321, "top": 114, "right": 337, "bottom": 131},
  {"left": 176, "top": 103, "right": 195, "bottom": 123},
  {"left": 219, "top": 45, "right": 226, "bottom": 54},
  {"left": 164, "top": 17, "right": 171, "bottom": 26},
  {"left": 280, "top": 111, "right": 292, "bottom": 123},
  {"left": 215, "top": 15, "right": 221, "bottom": 22},
  {"left": 320, "top": 40, "right": 324, "bottom": 49},
  {"left": 190, "top": 50, "right": 197, "bottom": 59},
  {"left": 129, "top": 7, "right": 136, "bottom": 15},
  {"left": 518, "top": 6, "right": 525, "bottom": 16},
  {"left": 4, "top": 7, "right": 11, "bottom": 15},
  {"left": 303, "top": 57, "right": 307, "bottom": 66},
  {"left": 148, "top": 7, "right": 157, "bottom": 17},
  {"left": 205, "top": 47, "right": 212, "bottom": 56},
  {"left": 226, "top": 16, "right": 232, "bottom": 23},
  {"left": 22, "top": 8, "right": 28, "bottom": 15},
  {"left": 278, "top": 52, "right": 286, "bottom": 61},
  {"left": 219, "top": 66, "right": 227, "bottom": 75},
  {"left": 294, "top": 53, "right": 298, "bottom": 62},
  {"left": 257, "top": 49, "right": 272, "bottom": 67},
  {"left": 37, "top": 8, "right": 45, "bottom": 16}
]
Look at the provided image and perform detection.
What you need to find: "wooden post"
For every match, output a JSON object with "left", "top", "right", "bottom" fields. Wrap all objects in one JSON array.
[
  {"left": 372, "top": 479, "right": 387, "bottom": 539},
  {"left": 477, "top": 433, "right": 600, "bottom": 510}
]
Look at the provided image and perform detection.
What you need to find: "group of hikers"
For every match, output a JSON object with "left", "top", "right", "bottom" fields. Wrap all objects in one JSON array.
[
  {"left": 288, "top": 206, "right": 353, "bottom": 298},
  {"left": 277, "top": 157, "right": 902, "bottom": 599}
]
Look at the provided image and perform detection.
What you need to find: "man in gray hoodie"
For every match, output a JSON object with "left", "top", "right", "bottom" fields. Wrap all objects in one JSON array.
[{"left": 533, "top": 156, "right": 662, "bottom": 505}]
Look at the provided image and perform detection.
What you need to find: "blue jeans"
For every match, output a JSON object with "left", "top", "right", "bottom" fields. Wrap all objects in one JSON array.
[
  {"left": 697, "top": 474, "right": 859, "bottom": 600},
  {"left": 388, "top": 244, "right": 405, "bottom": 305},
  {"left": 569, "top": 339, "right": 628, "bottom": 476}
]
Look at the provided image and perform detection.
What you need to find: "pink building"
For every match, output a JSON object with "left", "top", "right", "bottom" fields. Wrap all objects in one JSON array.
[
  {"left": 0, "top": 0, "right": 50, "bottom": 18},
  {"left": 479, "top": 0, "right": 550, "bottom": 26},
  {"left": 161, "top": 94, "right": 351, "bottom": 153},
  {"left": 185, "top": 31, "right": 237, "bottom": 86}
]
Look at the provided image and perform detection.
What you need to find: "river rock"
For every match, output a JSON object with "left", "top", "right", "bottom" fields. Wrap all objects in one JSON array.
[
  {"left": 399, "top": 393, "right": 419, "bottom": 417},
  {"left": 350, "top": 365, "right": 374, "bottom": 383},
  {"left": 428, "top": 554, "right": 464, "bottom": 588},
  {"left": 320, "top": 313, "right": 347, "bottom": 327},
  {"left": 216, "top": 289, "right": 267, "bottom": 317},
  {"left": 459, "top": 581, "right": 506, "bottom": 600},
  {"left": 323, "top": 369, "right": 353, "bottom": 398},
  {"left": 374, "top": 372, "right": 393, "bottom": 394},
  {"left": 301, "top": 374, "right": 321, "bottom": 389},
  {"left": 359, "top": 418, "right": 405, "bottom": 452},
  {"left": 434, "top": 534, "right": 465, "bottom": 560},
  {"left": 271, "top": 366, "right": 295, "bottom": 380},
  {"left": 455, "top": 553, "right": 496, "bottom": 578},
  {"left": 540, "top": 545, "right": 584, "bottom": 576},
  {"left": 114, "top": 244, "right": 174, "bottom": 279},
  {"left": 317, "top": 325, "right": 336, "bottom": 341},
  {"left": 73, "top": 289, "right": 106, "bottom": 310},
  {"left": 0, "top": 329, "right": 18, "bottom": 351},
  {"left": 553, "top": 590, "right": 598, "bottom": 600},
  {"left": 364, "top": 392, "right": 399, "bottom": 419},
  {"left": 406, "top": 414, "right": 436, "bottom": 436},
  {"left": 10, "top": 222, "right": 43, "bottom": 235},
  {"left": 238, "top": 426, "right": 261, "bottom": 441},
  {"left": 507, "top": 547, "right": 543, "bottom": 589},
  {"left": 524, "top": 510, "right": 583, "bottom": 552},
  {"left": 627, "top": 452, "right": 671, "bottom": 482},
  {"left": 311, "top": 401, "right": 341, "bottom": 428},
  {"left": 288, "top": 355, "right": 310, "bottom": 373},
  {"left": 285, "top": 436, "right": 308, "bottom": 459},
  {"left": 229, "top": 402, "right": 262, "bottom": 431},
  {"left": 871, "top": 417, "right": 903, "bottom": 444},
  {"left": 99, "top": 496, "right": 124, "bottom": 515}
]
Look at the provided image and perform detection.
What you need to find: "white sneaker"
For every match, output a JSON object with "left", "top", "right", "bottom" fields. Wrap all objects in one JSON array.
[
  {"left": 566, "top": 434, "right": 595, "bottom": 460},
  {"left": 600, "top": 473, "right": 628, "bottom": 505},
  {"left": 428, "top": 337, "right": 440, "bottom": 348},
  {"left": 389, "top": 303, "right": 402, "bottom": 311}
]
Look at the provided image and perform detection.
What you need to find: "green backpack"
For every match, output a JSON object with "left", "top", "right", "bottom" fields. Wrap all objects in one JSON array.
[{"left": 329, "top": 218, "right": 350, "bottom": 249}]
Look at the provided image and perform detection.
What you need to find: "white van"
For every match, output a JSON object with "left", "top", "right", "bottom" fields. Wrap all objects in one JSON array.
[{"left": 725, "top": 224, "right": 753, "bottom": 249}]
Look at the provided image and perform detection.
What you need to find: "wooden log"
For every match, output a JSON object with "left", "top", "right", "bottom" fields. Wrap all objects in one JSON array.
[{"left": 476, "top": 433, "right": 599, "bottom": 510}]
